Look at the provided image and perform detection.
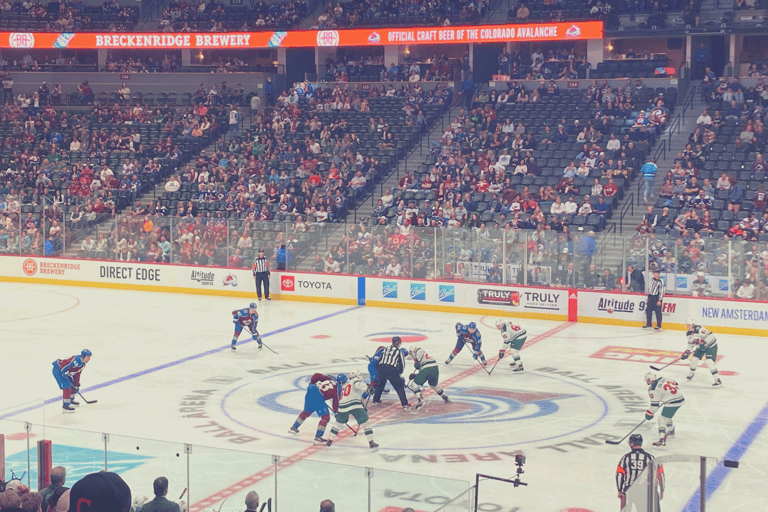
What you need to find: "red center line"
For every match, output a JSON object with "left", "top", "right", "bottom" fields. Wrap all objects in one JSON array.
[{"left": 191, "top": 321, "right": 572, "bottom": 511}]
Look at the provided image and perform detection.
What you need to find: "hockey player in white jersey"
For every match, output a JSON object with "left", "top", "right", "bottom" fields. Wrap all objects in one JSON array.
[
  {"left": 326, "top": 373, "right": 379, "bottom": 451},
  {"left": 408, "top": 347, "right": 450, "bottom": 410},
  {"left": 644, "top": 372, "right": 685, "bottom": 447},
  {"left": 683, "top": 319, "right": 722, "bottom": 386},
  {"left": 495, "top": 319, "right": 527, "bottom": 372}
]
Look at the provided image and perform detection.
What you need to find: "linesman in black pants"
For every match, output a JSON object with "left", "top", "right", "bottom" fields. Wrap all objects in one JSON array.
[
  {"left": 372, "top": 337, "right": 411, "bottom": 411},
  {"left": 252, "top": 248, "right": 271, "bottom": 300},
  {"left": 643, "top": 268, "right": 665, "bottom": 330}
]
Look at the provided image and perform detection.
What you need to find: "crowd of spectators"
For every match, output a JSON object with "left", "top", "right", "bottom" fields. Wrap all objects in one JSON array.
[
  {"left": 495, "top": 47, "right": 591, "bottom": 81},
  {"left": 322, "top": 54, "right": 456, "bottom": 83},
  {"left": 311, "top": 0, "right": 489, "bottom": 29},
  {"left": 157, "top": 0, "right": 307, "bottom": 32},
  {"left": 0, "top": 0, "right": 137, "bottom": 32},
  {"left": 0, "top": 76, "right": 234, "bottom": 255}
]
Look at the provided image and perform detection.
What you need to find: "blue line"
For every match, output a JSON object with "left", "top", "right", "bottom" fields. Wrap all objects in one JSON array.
[
  {"left": 681, "top": 399, "right": 768, "bottom": 512},
  {"left": 0, "top": 305, "right": 360, "bottom": 421}
]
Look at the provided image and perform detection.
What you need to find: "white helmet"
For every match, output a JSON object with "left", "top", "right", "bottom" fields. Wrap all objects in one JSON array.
[
  {"left": 495, "top": 319, "right": 506, "bottom": 330},
  {"left": 645, "top": 372, "right": 656, "bottom": 385},
  {"left": 685, "top": 318, "right": 695, "bottom": 327}
]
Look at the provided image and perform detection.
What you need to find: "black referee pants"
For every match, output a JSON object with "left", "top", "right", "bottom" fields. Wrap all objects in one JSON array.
[
  {"left": 373, "top": 364, "right": 408, "bottom": 406},
  {"left": 254, "top": 272, "right": 270, "bottom": 299},
  {"left": 646, "top": 294, "right": 662, "bottom": 328}
]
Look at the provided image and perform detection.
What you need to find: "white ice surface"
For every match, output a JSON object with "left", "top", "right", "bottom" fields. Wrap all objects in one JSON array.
[{"left": 1, "top": 282, "right": 767, "bottom": 512}]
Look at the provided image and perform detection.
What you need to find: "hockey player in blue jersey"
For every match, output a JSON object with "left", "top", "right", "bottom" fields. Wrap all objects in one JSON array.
[
  {"left": 446, "top": 322, "right": 487, "bottom": 366},
  {"left": 53, "top": 349, "right": 91, "bottom": 411},
  {"left": 231, "top": 303, "right": 262, "bottom": 351},
  {"left": 367, "top": 346, "right": 390, "bottom": 394}
]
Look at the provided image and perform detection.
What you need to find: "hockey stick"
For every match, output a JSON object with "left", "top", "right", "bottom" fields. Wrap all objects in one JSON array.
[
  {"left": 649, "top": 357, "right": 682, "bottom": 372},
  {"left": 249, "top": 329, "right": 278, "bottom": 354},
  {"left": 475, "top": 357, "right": 492, "bottom": 375},
  {"left": 77, "top": 391, "right": 98, "bottom": 404},
  {"left": 487, "top": 359, "right": 501, "bottom": 376},
  {"left": 178, "top": 489, "right": 187, "bottom": 500},
  {"left": 604, "top": 419, "right": 646, "bottom": 445},
  {"left": 346, "top": 423, "right": 359, "bottom": 436}
]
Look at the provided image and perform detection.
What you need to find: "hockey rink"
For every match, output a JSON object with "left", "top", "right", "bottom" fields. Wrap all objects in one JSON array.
[{"left": 1, "top": 281, "right": 768, "bottom": 512}]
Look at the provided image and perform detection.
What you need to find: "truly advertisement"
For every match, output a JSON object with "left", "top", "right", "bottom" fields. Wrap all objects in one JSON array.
[{"left": 477, "top": 288, "right": 520, "bottom": 306}]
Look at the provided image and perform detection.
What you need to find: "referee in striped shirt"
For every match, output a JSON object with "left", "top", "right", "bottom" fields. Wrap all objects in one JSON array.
[
  {"left": 252, "top": 249, "right": 271, "bottom": 300},
  {"left": 616, "top": 434, "right": 664, "bottom": 512},
  {"left": 373, "top": 337, "right": 410, "bottom": 410},
  {"left": 644, "top": 268, "right": 665, "bottom": 330}
]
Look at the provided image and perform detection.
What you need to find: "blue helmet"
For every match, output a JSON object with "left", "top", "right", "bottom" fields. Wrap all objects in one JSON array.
[
  {"left": 249, "top": 302, "right": 257, "bottom": 309},
  {"left": 336, "top": 373, "right": 348, "bottom": 385},
  {"left": 468, "top": 322, "right": 477, "bottom": 330},
  {"left": 81, "top": 349, "right": 92, "bottom": 358}
]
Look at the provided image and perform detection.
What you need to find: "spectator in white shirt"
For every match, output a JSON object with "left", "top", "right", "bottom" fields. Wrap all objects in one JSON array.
[
  {"left": 385, "top": 257, "right": 402, "bottom": 276},
  {"left": 696, "top": 109, "right": 712, "bottom": 126},
  {"left": 324, "top": 256, "right": 340, "bottom": 273},
  {"left": 716, "top": 172, "right": 731, "bottom": 190},
  {"left": 578, "top": 196, "right": 593, "bottom": 215},
  {"left": 498, "top": 149, "right": 511, "bottom": 167},
  {"left": 564, "top": 196, "right": 578, "bottom": 215},
  {"left": 591, "top": 178, "right": 603, "bottom": 196},
  {"left": 551, "top": 196, "right": 566, "bottom": 215},
  {"left": 165, "top": 175, "right": 181, "bottom": 192},
  {"left": 606, "top": 133, "right": 621, "bottom": 151}
]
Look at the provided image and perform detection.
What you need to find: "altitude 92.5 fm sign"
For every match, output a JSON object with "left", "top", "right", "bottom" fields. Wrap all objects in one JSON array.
[{"left": 0, "top": 21, "right": 602, "bottom": 50}]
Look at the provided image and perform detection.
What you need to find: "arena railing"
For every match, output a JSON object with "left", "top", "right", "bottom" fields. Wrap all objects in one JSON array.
[
  {"left": 0, "top": 418, "right": 472, "bottom": 512},
  {"left": 8, "top": 212, "right": 758, "bottom": 300}
]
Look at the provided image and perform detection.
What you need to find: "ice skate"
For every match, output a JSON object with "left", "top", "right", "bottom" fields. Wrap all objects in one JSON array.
[
  {"left": 369, "top": 441, "right": 380, "bottom": 452},
  {"left": 314, "top": 436, "right": 326, "bottom": 443},
  {"left": 402, "top": 404, "right": 411, "bottom": 412},
  {"left": 687, "top": 371, "right": 695, "bottom": 380},
  {"left": 326, "top": 440, "right": 333, "bottom": 447},
  {"left": 231, "top": 343, "right": 237, "bottom": 351},
  {"left": 442, "top": 394, "right": 451, "bottom": 403},
  {"left": 415, "top": 397, "right": 425, "bottom": 411},
  {"left": 288, "top": 426, "right": 299, "bottom": 435},
  {"left": 713, "top": 378, "right": 723, "bottom": 387},
  {"left": 445, "top": 358, "right": 451, "bottom": 365},
  {"left": 652, "top": 436, "right": 666, "bottom": 447},
  {"left": 511, "top": 363, "right": 525, "bottom": 373},
  {"left": 62, "top": 404, "right": 75, "bottom": 412}
]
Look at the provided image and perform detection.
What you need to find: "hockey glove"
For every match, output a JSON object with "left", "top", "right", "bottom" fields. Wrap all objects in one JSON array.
[
  {"left": 498, "top": 350, "right": 505, "bottom": 360},
  {"left": 681, "top": 350, "right": 691, "bottom": 360},
  {"left": 409, "top": 373, "right": 416, "bottom": 381},
  {"left": 472, "top": 352, "right": 479, "bottom": 360},
  {"left": 645, "top": 411, "right": 654, "bottom": 421},
  {"left": 73, "top": 386, "right": 80, "bottom": 393}
]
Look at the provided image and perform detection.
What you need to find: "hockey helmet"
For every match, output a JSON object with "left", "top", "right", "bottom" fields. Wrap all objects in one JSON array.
[
  {"left": 685, "top": 318, "right": 695, "bottom": 327},
  {"left": 629, "top": 434, "right": 643, "bottom": 446},
  {"left": 336, "top": 373, "right": 348, "bottom": 385},
  {"left": 455, "top": 322, "right": 463, "bottom": 331},
  {"left": 468, "top": 322, "right": 477, "bottom": 330},
  {"left": 81, "top": 349, "right": 92, "bottom": 358},
  {"left": 249, "top": 302, "right": 258, "bottom": 309},
  {"left": 495, "top": 319, "right": 506, "bottom": 330},
  {"left": 392, "top": 336, "right": 402, "bottom": 347},
  {"left": 644, "top": 372, "right": 656, "bottom": 385}
]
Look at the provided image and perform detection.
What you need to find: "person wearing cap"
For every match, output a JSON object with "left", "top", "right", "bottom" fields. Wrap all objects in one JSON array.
[
  {"left": 52, "top": 350, "right": 92, "bottom": 411},
  {"left": 139, "top": 478, "right": 180, "bottom": 512},
  {"left": 252, "top": 248, "right": 271, "bottom": 300},
  {"left": 68, "top": 472, "right": 131, "bottom": 512},
  {"left": 643, "top": 268, "right": 665, "bottom": 330},
  {"left": 616, "top": 434, "right": 664, "bottom": 512},
  {"left": 231, "top": 302, "right": 262, "bottom": 351}
]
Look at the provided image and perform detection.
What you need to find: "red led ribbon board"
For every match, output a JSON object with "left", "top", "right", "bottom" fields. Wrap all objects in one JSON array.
[{"left": 0, "top": 21, "right": 602, "bottom": 50}]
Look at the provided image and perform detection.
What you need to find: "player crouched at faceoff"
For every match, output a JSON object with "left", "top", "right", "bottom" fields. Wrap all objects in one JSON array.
[
  {"left": 326, "top": 373, "right": 379, "bottom": 452},
  {"left": 53, "top": 349, "right": 91, "bottom": 411},
  {"left": 446, "top": 322, "right": 486, "bottom": 366},
  {"left": 408, "top": 347, "right": 450, "bottom": 410},
  {"left": 644, "top": 372, "right": 685, "bottom": 447},
  {"left": 231, "top": 303, "right": 262, "bottom": 351},
  {"left": 289, "top": 373, "right": 339, "bottom": 442},
  {"left": 495, "top": 319, "right": 527, "bottom": 372}
]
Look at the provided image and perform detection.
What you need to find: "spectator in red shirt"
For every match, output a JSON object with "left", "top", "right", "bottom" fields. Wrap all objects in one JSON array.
[
  {"left": 228, "top": 248, "right": 244, "bottom": 267},
  {"left": 603, "top": 178, "right": 618, "bottom": 197}
]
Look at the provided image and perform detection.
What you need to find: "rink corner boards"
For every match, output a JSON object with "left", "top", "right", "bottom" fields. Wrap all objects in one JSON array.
[{"left": 2, "top": 255, "right": 768, "bottom": 337}]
